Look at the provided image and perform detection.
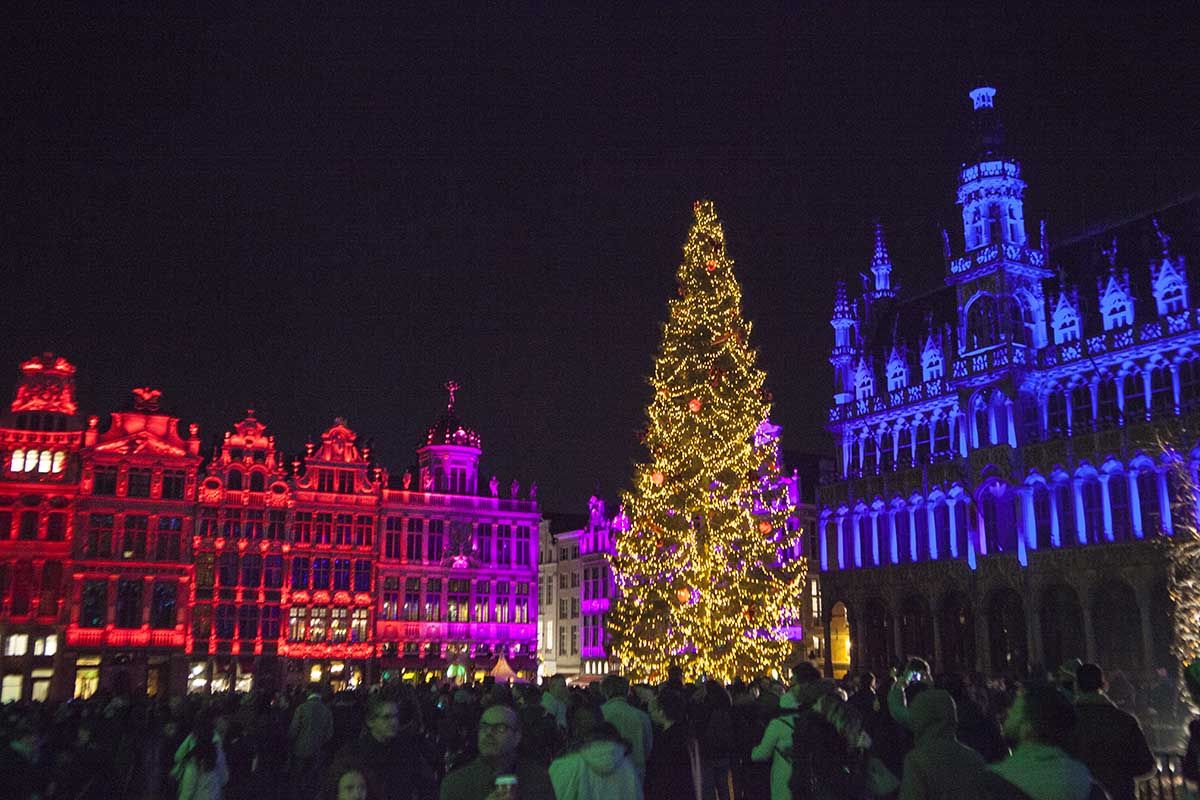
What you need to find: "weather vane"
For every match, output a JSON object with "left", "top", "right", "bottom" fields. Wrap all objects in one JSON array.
[{"left": 445, "top": 380, "right": 460, "bottom": 413}]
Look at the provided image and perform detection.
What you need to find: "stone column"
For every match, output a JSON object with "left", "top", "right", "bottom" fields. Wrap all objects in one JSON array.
[
  {"left": 1099, "top": 474, "right": 1115, "bottom": 542},
  {"left": 1129, "top": 472, "right": 1144, "bottom": 539},
  {"left": 947, "top": 499, "right": 960, "bottom": 559}
]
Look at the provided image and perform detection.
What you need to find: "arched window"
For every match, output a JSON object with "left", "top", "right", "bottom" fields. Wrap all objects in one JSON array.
[
  {"left": 1047, "top": 389, "right": 1068, "bottom": 439},
  {"left": 894, "top": 508, "right": 912, "bottom": 563},
  {"left": 966, "top": 296, "right": 1000, "bottom": 351},
  {"left": 856, "top": 513, "right": 871, "bottom": 568},
  {"left": 1108, "top": 473, "right": 1132, "bottom": 542},
  {"left": 897, "top": 424, "right": 913, "bottom": 469},
  {"left": 1032, "top": 483, "right": 1053, "bottom": 549},
  {"left": 1054, "top": 482, "right": 1077, "bottom": 547},
  {"left": 951, "top": 500, "right": 970, "bottom": 558},
  {"left": 861, "top": 435, "right": 877, "bottom": 476},
  {"left": 1097, "top": 374, "right": 1119, "bottom": 428},
  {"left": 981, "top": 486, "right": 1017, "bottom": 554},
  {"left": 1009, "top": 295, "right": 1035, "bottom": 347},
  {"left": 1138, "top": 469, "right": 1162, "bottom": 536},
  {"left": 912, "top": 504, "right": 930, "bottom": 561},
  {"left": 913, "top": 420, "right": 931, "bottom": 464},
  {"left": 1150, "top": 363, "right": 1174, "bottom": 416},
  {"left": 1179, "top": 357, "right": 1200, "bottom": 410},
  {"left": 1070, "top": 384, "right": 1093, "bottom": 434},
  {"left": 972, "top": 398, "right": 990, "bottom": 448},
  {"left": 1124, "top": 371, "right": 1146, "bottom": 421},
  {"left": 931, "top": 417, "right": 952, "bottom": 458},
  {"left": 879, "top": 430, "right": 895, "bottom": 473},
  {"left": 226, "top": 469, "right": 243, "bottom": 491},
  {"left": 933, "top": 501, "right": 950, "bottom": 560},
  {"left": 1080, "top": 475, "right": 1103, "bottom": 544},
  {"left": 249, "top": 472, "right": 265, "bottom": 492}
]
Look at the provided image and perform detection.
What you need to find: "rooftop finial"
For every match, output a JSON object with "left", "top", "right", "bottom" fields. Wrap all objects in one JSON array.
[
  {"left": 832, "top": 281, "right": 852, "bottom": 322},
  {"left": 1152, "top": 218, "right": 1171, "bottom": 256},
  {"left": 445, "top": 380, "right": 460, "bottom": 413},
  {"left": 969, "top": 86, "right": 996, "bottom": 111},
  {"left": 871, "top": 220, "right": 890, "bottom": 269},
  {"left": 1102, "top": 237, "right": 1119, "bottom": 271}
]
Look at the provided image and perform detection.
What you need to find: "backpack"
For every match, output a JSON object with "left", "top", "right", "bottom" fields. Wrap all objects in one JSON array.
[{"left": 788, "top": 705, "right": 869, "bottom": 800}]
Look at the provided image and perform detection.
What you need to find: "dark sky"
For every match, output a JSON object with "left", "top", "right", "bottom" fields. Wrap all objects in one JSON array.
[{"left": 3, "top": 7, "right": 1199, "bottom": 514}]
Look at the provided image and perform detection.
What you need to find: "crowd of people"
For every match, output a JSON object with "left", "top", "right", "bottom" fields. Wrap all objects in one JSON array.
[{"left": 0, "top": 657, "right": 1193, "bottom": 800}]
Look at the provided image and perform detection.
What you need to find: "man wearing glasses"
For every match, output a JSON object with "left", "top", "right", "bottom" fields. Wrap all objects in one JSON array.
[
  {"left": 333, "top": 694, "right": 436, "bottom": 800},
  {"left": 440, "top": 704, "right": 554, "bottom": 800}
]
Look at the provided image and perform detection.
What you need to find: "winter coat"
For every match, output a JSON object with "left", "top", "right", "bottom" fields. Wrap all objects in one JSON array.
[
  {"left": 333, "top": 728, "right": 436, "bottom": 800},
  {"left": 979, "top": 742, "right": 1109, "bottom": 800},
  {"left": 600, "top": 697, "right": 653, "bottom": 781},
  {"left": 549, "top": 739, "right": 643, "bottom": 800},
  {"left": 897, "top": 689, "right": 985, "bottom": 800},
  {"left": 750, "top": 691, "right": 797, "bottom": 800},
  {"left": 1068, "top": 692, "right": 1156, "bottom": 800},
  {"left": 288, "top": 694, "right": 333, "bottom": 760}
]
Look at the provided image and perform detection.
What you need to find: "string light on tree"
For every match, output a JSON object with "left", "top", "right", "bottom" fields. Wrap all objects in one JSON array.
[{"left": 608, "top": 199, "right": 807, "bottom": 683}]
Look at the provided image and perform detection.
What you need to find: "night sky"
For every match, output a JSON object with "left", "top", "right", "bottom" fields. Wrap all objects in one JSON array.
[{"left": 4, "top": 8, "right": 1199, "bottom": 514}]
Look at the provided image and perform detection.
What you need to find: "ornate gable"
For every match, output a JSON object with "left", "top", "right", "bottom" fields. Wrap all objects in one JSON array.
[
  {"left": 1052, "top": 288, "right": 1081, "bottom": 344},
  {"left": 312, "top": 418, "right": 365, "bottom": 464}
]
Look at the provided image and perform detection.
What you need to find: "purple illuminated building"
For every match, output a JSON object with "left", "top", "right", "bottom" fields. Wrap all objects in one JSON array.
[{"left": 817, "top": 86, "right": 1197, "bottom": 681}]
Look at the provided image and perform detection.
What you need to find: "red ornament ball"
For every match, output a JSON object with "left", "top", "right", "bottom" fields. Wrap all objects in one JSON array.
[
  {"left": 676, "top": 588, "right": 690, "bottom": 603},
  {"left": 758, "top": 520, "right": 773, "bottom": 534},
  {"left": 688, "top": 397, "right": 703, "bottom": 413},
  {"left": 651, "top": 470, "right": 665, "bottom": 486},
  {"left": 705, "top": 259, "right": 717, "bottom": 272}
]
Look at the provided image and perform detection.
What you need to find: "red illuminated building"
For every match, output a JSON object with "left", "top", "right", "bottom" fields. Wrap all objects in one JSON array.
[{"left": 0, "top": 357, "right": 541, "bottom": 700}]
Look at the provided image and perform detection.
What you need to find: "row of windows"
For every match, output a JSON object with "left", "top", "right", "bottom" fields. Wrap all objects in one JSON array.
[
  {"left": 78, "top": 579, "right": 178, "bottom": 629},
  {"left": 0, "top": 560, "right": 64, "bottom": 617},
  {"left": 382, "top": 519, "right": 532, "bottom": 566},
  {"left": 8, "top": 449, "right": 66, "bottom": 475},
  {"left": 82, "top": 514, "right": 184, "bottom": 561},
  {"left": 582, "top": 614, "right": 606, "bottom": 649},
  {"left": 2, "top": 633, "right": 57, "bottom": 657},
  {"left": 825, "top": 468, "right": 1174, "bottom": 570},
  {"left": 286, "top": 605, "right": 370, "bottom": 643},
  {"left": 91, "top": 467, "right": 188, "bottom": 499},
  {"left": 581, "top": 566, "right": 610, "bottom": 601},
  {"left": 378, "top": 577, "right": 532, "bottom": 624},
  {"left": 1041, "top": 359, "right": 1200, "bottom": 439},
  {"left": 379, "top": 641, "right": 512, "bottom": 659},
  {"left": 192, "top": 603, "right": 282, "bottom": 641},
  {"left": 288, "top": 557, "right": 372, "bottom": 592},
  {"left": 0, "top": 510, "right": 68, "bottom": 542}
]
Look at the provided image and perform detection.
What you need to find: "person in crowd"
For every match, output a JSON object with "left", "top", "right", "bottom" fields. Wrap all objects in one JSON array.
[
  {"left": 439, "top": 703, "right": 555, "bottom": 800},
  {"left": 787, "top": 661, "right": 873, "bottom": 800},
  {"left": 541, "top": 675, "right": 569, "bottom": 730},
  {"left": 887, "top": 657, "right": 933, "bottom": 731},
  {"left": 645, "top": 690, "right": 699, "bottom": 800},
  {"left": 750, "top": 685, "right": 798, "bottom": 800},
  {"left": 513, "top": 684, "right": 564, "bottom": 764},
  {"left": 0, "top": 715, "right": 45, "bottom": 800},
  {"left": 172, "top": 716, "right": 230, "bottom": 800},
  {"left": 599, "top": 675, "right": 653, "bottom": 784},
  {"left": 977, "top": 684, "right": 1109, "bottom": 800},
  {"left": 664, "top": 666, "right": 685, "bottom": 694},
  {"left": 938, "top": 673, "right": 1005, "bottom": 763},
  {"left": 322, "top": 763, "right": 379, "bottom": 800},
  {"left": 896, "top": 688, "right": 984, "bottom": 800},
  {"left": 699, "top": 681, "right": 738, "bottom": 800},
  {"left": 332, "top": 694, "right": 436, "bottom": 800},
  {"left": 289, "top": 685, "right": 334, "bottom": 796},
  {"left": 1068, "top": 663, "right": 1156, "bottom": 800},
  {"left": 847, "top": 673, "right": 878, "bottom": 724},
  {"left": 549, "top": 703, "right": 641, "bottom": 800}
]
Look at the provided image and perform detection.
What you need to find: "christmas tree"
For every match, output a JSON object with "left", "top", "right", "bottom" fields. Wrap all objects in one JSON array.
[{"left": 609, "top": 200, "right": 807, "bottom": 682}]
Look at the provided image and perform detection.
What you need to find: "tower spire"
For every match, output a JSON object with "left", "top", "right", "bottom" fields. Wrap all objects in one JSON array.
[
  {"left": 869, "top": 220, "right": 895, "bottom": 300},
  {"left": 830, "top": 281, "right": 858, "bottom": 406}
]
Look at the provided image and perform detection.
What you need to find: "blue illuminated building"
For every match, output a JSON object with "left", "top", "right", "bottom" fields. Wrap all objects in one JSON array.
[{"left": 817, "top": 86, "right": 1198, "bottom": 680}]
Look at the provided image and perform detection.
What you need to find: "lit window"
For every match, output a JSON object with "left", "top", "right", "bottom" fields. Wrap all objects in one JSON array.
[
  {"left": 24, "top": 449, "right": 39, "bottom": 472},
  {"left": 51, "top": 451, "right": 65, "bottom": 473},
  {"left": 33, "top": 635, "right": 57, "bottom": 657},
  {"left": 10, "top": 450, "right": 23, "bottom": 472},
  {"left": 4, "top": 633, "right": 29, "bottom": 656},
  {"left": 38, "top": 450, "right": 52, "bottom": 473}
]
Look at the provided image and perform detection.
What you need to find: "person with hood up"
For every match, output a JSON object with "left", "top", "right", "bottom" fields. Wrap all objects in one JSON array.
[
  {"left": 549, "top": 704, "right": 642, "bottom": 800},
  {"left": 976, "top": 684, "right": 1109, "bottom": 800},
  {"left": 750, "top": 688, "right": 799, "bottom": 800},
  {"left": 897, "top": 688, "right": 985, "bottom": 800}
]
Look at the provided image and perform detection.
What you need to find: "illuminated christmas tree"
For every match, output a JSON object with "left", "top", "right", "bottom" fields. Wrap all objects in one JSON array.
[{"left": 609, "top": 200, "right": 807, "bottom": 682}]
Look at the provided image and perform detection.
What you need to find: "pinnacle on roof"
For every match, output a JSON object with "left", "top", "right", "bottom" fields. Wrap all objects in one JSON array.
[
  {"left": 832, "top": 281, "right": 853, "bottom": 322},
  {"left": 425, "top": 380, "right": 482, "bottom": 449},
  {"left": 870, "top": 221, "right": 892, "bottom": 271}
]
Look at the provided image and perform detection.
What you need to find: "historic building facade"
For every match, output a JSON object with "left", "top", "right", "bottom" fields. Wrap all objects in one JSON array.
[
  {"left": 0, "top": 368, "right": 540, "bottom": 700},
  {"left": 817, "top": 86, "right": 1195, "bottom": 681}
]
